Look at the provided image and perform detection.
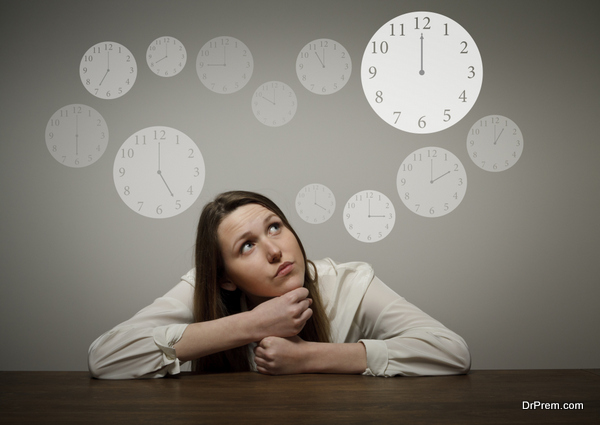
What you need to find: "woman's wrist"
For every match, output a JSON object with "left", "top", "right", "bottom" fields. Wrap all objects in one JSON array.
[{"left": 304, "top": 342, "right": 367, "bottom": 375}]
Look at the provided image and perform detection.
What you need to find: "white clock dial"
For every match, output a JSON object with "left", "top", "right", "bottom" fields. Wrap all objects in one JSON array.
[
  {"left": 361, "top": 11, "right": 483, "bottom": 133},
  {"left": 397, "top": 147, "right": 467, "bottom": 218},
  {"left": 343, "top": 190, "right": 395, "bottom": 243},
  {"left": 251, "top": 81, "right": 298, "bottom": 127},
  {"left": 45, "top": 104, "right": 108, "bottom": 168},
  {"left": 80, "top": 41, "right": 137, "bottom": 99},
  {"left": 467, "top": 115, "right": 524, "bottom": 172},
  {"left": 146, "top": 36, "right": 187, "bottom": 77},
  {"left": 113, "top": 126, "right": 205, "bottom": 219},
  {"left": 296, "top": 38, "right": 352, "bottom": 95},
  {"left": 196, "top": 36, "right": 254, "bottom": 94},
  {"left": 296, "top": 184, "right": 336, "bottom": 224}
]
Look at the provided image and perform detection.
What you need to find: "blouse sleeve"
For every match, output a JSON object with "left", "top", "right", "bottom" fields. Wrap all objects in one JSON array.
[
  {"left": 87, "top": 277, "right": 195, "bottom": 379},
  {"left": 355, "top": 276, "right": 471, "bottom": 377}
]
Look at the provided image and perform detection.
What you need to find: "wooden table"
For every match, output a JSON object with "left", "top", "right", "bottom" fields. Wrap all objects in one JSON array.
[{"left": 1, "top": 370, "right": 599, "bottom": 424}]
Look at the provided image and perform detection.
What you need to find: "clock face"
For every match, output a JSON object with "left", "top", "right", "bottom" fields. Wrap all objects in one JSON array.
[
  {"left": 80, "top": 41, "right": 137, "bottom": 99},
  {"left": 146, "top": 36, "right": 187, "bottom": 77},
  {"left": 296, "top": 184, "right": 336, "bottom": 224},
  {"left": 343, "top": 190, "right": 395, "bottom": 243},
  {"left": 252, "top": 81, "right": 298, "bottom": 127},
  {"left": 196, "top": 36, "right": 254, "bottom": 94},
  {"left": 361, "top": 11, "right": 483, "bottom": 134},
  {"left": 467, "top": 115, "right": 524, "bottom": 172},
  {"left": 45, "top": 104, "right": 108, "bottom": 168},
  {"left": 397, "top": 147, "right": 467, "bottom": 218},
  {"left": 113, "top": 126, "right": 205, "bottom": 219},
  {"left": 296, "top": 38, "right": 352, "bottom": 95}
]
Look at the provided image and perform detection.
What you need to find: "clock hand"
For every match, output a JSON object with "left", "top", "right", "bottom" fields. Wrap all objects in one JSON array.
[
  {"left": 99, "top": 51, "right": 110, "bottom": 86},
  {"left": 75, "top": 114, "right": 79, "bottom": 156},
  {"left": 494, "top": 127, "right": 504, "bottom": 145},
  {"left": 431, "top": 171, "right": 451, "bottom": 184},
  {"left": 419, "top": 33, "right": 425, "bottom": 76},
  {"left": 157, "top": 142, "right": 174, "bottom": 196},
  {"left": 314, "top": 50, "right": 325, "bottom": 68}
]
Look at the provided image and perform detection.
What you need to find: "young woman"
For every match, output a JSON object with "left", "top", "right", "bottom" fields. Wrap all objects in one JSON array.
[{"left": 88, "top": 191, "right": 470, "bottom": 379}]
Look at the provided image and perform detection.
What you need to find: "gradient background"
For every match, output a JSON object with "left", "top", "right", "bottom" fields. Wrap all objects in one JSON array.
[{"left": 1, "top": 0, "right": 598, "bottom": 371}]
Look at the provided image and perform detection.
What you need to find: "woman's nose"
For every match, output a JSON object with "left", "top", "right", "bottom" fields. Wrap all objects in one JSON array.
[{"left": 265, "top": 241, "right": 282, "bottom": 262}]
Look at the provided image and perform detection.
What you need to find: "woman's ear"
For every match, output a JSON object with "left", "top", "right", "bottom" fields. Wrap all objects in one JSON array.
[{"left": 219, "top": 279, "right": 237, "bottom": 292}]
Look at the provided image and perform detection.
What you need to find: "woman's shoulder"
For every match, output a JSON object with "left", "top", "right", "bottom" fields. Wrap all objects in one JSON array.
[
  {"left": 180, "top": 269, "right": 196, "bottom": 287},
  {"left": 313, "top": 258, "right": 373, "bottom": 276},
  {"left": 312, "top": 258, "right": 375, "bottom": 284}
]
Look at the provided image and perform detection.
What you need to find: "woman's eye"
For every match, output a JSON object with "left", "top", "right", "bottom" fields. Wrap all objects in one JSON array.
[
  {"left": 240, "top": 242, "right": 253, "bottom": 254},
  {"left": 268, "top": 223, "right": 281, "bottom": 234}
]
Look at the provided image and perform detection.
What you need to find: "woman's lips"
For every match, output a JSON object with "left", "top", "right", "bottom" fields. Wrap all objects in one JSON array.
[{"left": 275, "top": 262, "right": 294, "bottom": 277}]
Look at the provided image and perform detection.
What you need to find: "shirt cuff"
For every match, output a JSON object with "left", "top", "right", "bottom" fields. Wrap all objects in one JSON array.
[
  {"left": 153, "top": 324, "right": 189, "bottom": 375},
  {"left": 359, "top": 339, "right": 389, "bottom": 377}
]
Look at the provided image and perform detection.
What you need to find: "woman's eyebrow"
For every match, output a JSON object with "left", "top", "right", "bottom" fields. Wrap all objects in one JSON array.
[{"left": 231, "top": 213, "right": 278, "bottom": 253}]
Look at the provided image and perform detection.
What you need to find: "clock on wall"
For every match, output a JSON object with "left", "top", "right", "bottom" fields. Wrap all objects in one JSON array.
[
  {"left": 251, "top": 81, "right": 298, "bottom": 127},
  {"left": 467, "top": 115, "right": 524, "bottom": 172},
  {"left": 295, "top": 183, "right": 336, "bottom": 224},
  {"left": 361, "top": 11, "right": 483, "bottom": 133},
  {"left": 343, "top": 190, "right": 395, "bottom": 243},
  {"left": 196, "top": 36, "right": 254, "bottom": 94},
  {"left": 296, "top": 38, "right": 352, "bottom": 95},
  {"left": 45, "top": 104, "right": 108, "bottom": 168},
  {"left": 80, "top": 41, "right": 137, "bottom": 99},
  {"left": 146, "top": 36, "right": 187, "bottom": 77},
  {"left": 397, "top": 147, "right": 467, "bottom": 218},
  {"left": 113, "top": 126, "right": 205, "bottom": 219}
]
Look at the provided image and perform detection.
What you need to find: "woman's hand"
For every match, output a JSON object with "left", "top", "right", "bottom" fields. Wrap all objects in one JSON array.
[
  {"left": 254, "top": 335, "right": 310, "bottom": 375},
  {"left": 250, "top": 287, "right": 313, "bottom": 340}
]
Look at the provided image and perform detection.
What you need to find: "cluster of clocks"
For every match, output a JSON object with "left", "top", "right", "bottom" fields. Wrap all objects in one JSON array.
[{"left": 45, "top": 11, "right": 523, "bottom": 236}]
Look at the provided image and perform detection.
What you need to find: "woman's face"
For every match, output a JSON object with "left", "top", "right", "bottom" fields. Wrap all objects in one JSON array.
[{"left": 217, "top": 203, "right": 306, "bottom": 307}]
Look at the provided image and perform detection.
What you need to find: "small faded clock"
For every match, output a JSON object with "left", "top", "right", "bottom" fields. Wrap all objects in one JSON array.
[
  {"left": 45, "top": 104, "right": 108, "bottom": 168},
  {"left": 80, "top": 41, "right": 137, "bottom": 99},
  {"left": 251, "top": 81, "right": 298, "bottom": 127},
  {"left": 196, "top": 36, "right": 253, "bottom": 94},
  {"left": 361, "top": 11, "right": 483, "bottom": 133},
  {"left": 295, "top": 184, "right": 336, "bottom": 224},
  {"left": 467, "top": 115, "right": 524, "bottom": 172},
  {"left": 296, "top": 38, "right": 352, "bottom": 95},
  {"left": 113, "top": 126, "right": 205, "bottom": 219},
  {"left": 397, "top": 147, "right": 467, "bottom": 218},
  {"left": 343, "top": 190, "right": 395, "bottom": 243},
  {"left": 146, "top": 36, "right": 187, "bottom": 77}
]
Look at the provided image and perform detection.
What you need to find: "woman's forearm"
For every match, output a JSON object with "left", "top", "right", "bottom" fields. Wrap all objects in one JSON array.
[
  {"left": 304, "top": 342, "right": 367, "bottom": 374},
  {"left": 174, "top": 311, "right": 260, "bottom": 362}
]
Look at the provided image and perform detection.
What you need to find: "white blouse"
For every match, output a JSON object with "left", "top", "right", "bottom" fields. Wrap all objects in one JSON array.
[{"left": 88, "top": 258, "right": 470, "bottom": 379}]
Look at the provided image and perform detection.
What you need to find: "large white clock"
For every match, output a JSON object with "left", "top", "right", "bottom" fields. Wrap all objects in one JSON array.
[
  {"left": 45, "top": 104, "right": 108, "bottom": 168},
  {"left": 467, "top": 115, "right": 524, "bottom": 172},
  {"left": 80, "top": 41, "right": 137, "bottom": 99},
  {"left": 113, "top": 126, "right": 205, "bottom": 219},
  {"left": 295, "top": 183, "right": 336, "bottom": 224},
  {"left": 251, "top": 81, "right": 298, "bottom": 127},
  {"left": 296, "top": 38, "right": 351, "bottom": 95},
  {"left": 343, "top": 190, "right": 395, "bottom": 243},
  {"left": 146, "top": 36, "right": 187, "bottom": 77},
  {"left": 397, "top": 147, "right": 467, "bottom": 218},
  {"left": 361, "top": 11, "right": 483, "bottom": 133},
  {"left": 196, "top": 36, "right": 254, "bottom": 94}
]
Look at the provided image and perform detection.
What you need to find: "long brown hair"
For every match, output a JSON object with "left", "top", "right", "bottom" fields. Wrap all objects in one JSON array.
[{"left": 193, "top": 191, "right": 330, "bottom": 373}]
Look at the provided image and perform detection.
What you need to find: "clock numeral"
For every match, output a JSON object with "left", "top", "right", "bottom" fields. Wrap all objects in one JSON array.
[
  {"left": 459, "top": 90, "right": 467, "bottom": 103},
  {"left": 120, "top": 148, "right": 134, "bottom": 158},
  {"left": 460, "top": 41, "right": 468, "bottom": 54},
  {"left": 389, "top": 23, "right": 405, "bottom": 36},
  {"left": 414, "top": 17, "right": 431, "bottom": 30},
  {"left": 371, "top": 41, "right": 388, "bottom": 54},
  {"left": 375, "top": 91, "right": 383, "bottom": 103}
]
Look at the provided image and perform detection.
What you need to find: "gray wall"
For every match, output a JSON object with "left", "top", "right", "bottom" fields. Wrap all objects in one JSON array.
[{"left": 1, "top": 0, "right": 598, "bottom": 371}]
